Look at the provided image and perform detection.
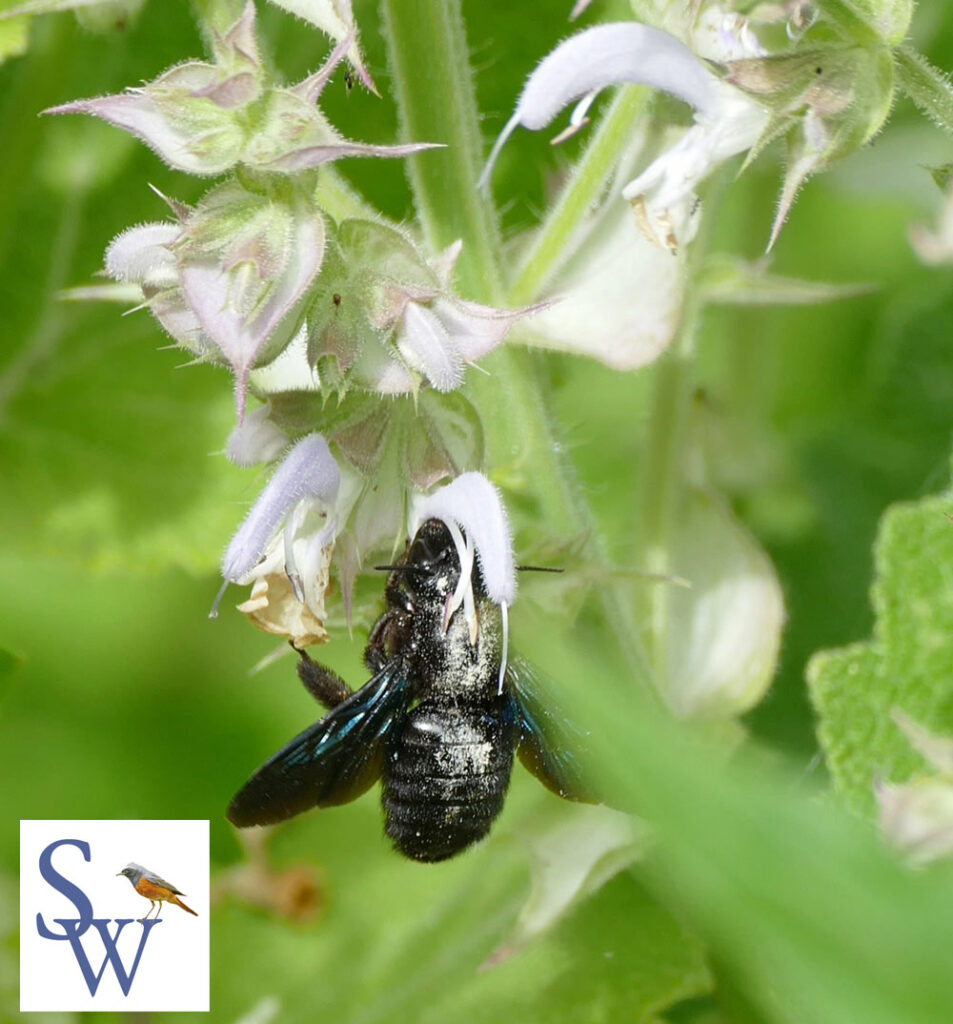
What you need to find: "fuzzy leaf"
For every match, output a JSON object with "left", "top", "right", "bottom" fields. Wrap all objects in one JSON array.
[{"left": 809, "top": 486, "right": 953, "bottom": 814}]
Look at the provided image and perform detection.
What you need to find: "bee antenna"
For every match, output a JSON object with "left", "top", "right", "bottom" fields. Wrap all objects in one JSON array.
[
  {"left": 373, "top": 564, "right": 422, "bottom": 573},
  {"left": 515, "top": 565, "right": 564, "bottom": 573}
]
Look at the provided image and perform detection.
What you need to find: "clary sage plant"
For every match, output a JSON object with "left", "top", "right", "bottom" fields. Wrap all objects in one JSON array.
[{"left": 18, "top": 0, "right": 953, "bottom": 869}]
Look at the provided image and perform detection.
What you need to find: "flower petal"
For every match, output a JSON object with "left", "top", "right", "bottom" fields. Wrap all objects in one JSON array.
[
  {"left": 396, "top": 301, "right": 463, "bottom": 392},
  {"left": 480, "top": 22, "right": 722, "bottom": 187},
  {"left": 528, "top": 200, "right": 684, "bottom": 369},
  {"left": 663, "top": 489, "right": 783, "bottom": 718},
  {"left": 435, "top": 297, "right": 542, "bottom": 363},
  {"left": 621, "top": 83, "right": 767, "bottom": 248},
  {"left": 876, "top": 777, "right": 953, "bottom": 867},
  {"left": 223, "top": 433, "right": 340, "bottom": 583},
  {"left": 105, "top": 222, "right": 179, "bottom": 287},
  {"left": 410, "top": 472, "right": 516, "bottom": 607}
]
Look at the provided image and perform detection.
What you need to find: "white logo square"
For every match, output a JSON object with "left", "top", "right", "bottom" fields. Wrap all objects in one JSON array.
[{"left": 20, "top": 819, "right": 209, "bottom": 1013}]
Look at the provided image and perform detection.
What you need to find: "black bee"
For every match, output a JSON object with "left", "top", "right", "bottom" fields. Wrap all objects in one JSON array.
[{"left": 227, "top": 518, "right": 590, "bottom": 862}]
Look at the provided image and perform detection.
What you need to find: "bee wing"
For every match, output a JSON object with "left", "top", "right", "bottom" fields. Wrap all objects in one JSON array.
[
  {"left": 508, "top": 656, "right": 598, "bottom": 803},
  {"left": 227, "top": 661, "right": 409, "bottom": 827}
]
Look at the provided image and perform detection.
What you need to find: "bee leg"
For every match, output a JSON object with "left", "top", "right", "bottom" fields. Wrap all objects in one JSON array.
[{"left": 295, "top": 647, "right": 352, "bottom": 709}]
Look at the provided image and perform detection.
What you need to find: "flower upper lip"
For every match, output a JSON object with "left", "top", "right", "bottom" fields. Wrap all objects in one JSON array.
[
  {"left": 480, "top": 21, "right": 769, "bottom": 250},
  {"left": 480, "top": 22, "right": 726, "bottom": 190}
]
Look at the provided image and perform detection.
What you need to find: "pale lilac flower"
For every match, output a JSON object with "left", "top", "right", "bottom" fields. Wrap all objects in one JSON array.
[
  {"left": 216, "top": 433, "right": 340, "bottom": 646},
  {"left": 391, "top": 296, "right": 530, "bottom": 394},
  {"left": 105, "top": 182, "right": 327, "bottom": 420},
  {"left": 481, "top": 22, "right": 768, "bottom": 249},
  {"left": 410, "top": 472, "right": 516, "bottom": 688},
  {"left": 105, "top": 219, "right": 211, "bottom": 357}
]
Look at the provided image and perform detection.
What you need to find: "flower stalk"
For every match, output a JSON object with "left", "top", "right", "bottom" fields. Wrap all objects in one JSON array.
[
  {"left": 633, "top": 172, "right": 722, "bottom": 684},
  {"left": 380, "top": 0, "right": 661, "bottom": 699}
]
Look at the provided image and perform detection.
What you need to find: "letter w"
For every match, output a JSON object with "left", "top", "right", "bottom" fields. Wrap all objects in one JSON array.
[{"left": 57, "top": 918, "right": 161, "bottom": 996}]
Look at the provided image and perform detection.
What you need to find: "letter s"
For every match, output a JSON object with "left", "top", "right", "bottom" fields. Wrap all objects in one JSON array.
[{"left": 35, "top": 839, "right": 93, "bottom": 939}]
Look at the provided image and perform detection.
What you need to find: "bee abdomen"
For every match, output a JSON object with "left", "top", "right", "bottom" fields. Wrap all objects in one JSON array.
[{"left": 382, "top": 701, "right": 515, "bottom": 862}]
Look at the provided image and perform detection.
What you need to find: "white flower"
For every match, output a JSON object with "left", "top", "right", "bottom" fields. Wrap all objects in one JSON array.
[
  {"left": 481, "top": 22, "right": 768, "bottom": 249},
  {"left": 873, "top": 713, "right": 953, "bottom": 867},
  {"left": 215, "top": 433, "right": 340, "bottom": 647},
  {"left": 410, "top": 472, "right": 516, "bottom": 688},
  {"left": 104, "top": 182, "right": 327, "bottom": 421},
  {"left": 307, "top": 223, "right": 541, "bottom": 396},
  {"left": 876, "top": 778, "right": 953, "bottom": 867},
  {"left": 528, "top": 194, "right": 685, "bottom": 369},
  {"left": 391, "top": 296, "right": 530, "bottom": 394},
  {"left": 663, "top": 489, "right": 783, "bottom": 718}
]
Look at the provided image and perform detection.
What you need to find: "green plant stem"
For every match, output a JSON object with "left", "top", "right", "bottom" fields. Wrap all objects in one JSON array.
[
  {"left": 191, "top": 0, "right": 245, "bottom": 37},
  {"left": 636, "top": 302, "right": 700, "bottom": 681},
  {"left": 634, "top": 187, "right": 722, "bottom": 681},
  {"left": 380, "top": 0, "right": 660, "bottom": 697},
  {"left": 379, "top": 0, "right": 502, "bottom": 302},
  {"left": 509, "top": 88, "right": 648, "bottom": 305},
  {"left": 895, "top": 44, "right": 953, "bottom": 136}
]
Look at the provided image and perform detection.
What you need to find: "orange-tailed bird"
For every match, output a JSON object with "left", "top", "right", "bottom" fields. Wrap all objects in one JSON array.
[{"left": 117, "top": 862, "right": 198, "bottom": 922}]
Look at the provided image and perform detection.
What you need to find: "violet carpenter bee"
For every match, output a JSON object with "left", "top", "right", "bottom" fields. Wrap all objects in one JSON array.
[{"left": 227, "top": 516, "right": 592, "bottom": 862}]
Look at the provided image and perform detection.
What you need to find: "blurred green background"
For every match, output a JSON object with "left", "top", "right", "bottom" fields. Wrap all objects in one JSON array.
[{"left": 4, "top": 1, "right": 953, "bottom": 1021}]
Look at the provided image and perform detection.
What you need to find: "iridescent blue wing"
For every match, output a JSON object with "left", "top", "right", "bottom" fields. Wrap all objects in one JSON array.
[
  {"left": 227, "top": 662, "right": 409, "bottom": 827},
  {"left": 507, "top": 657, "right": 598, "bottom": 803}
]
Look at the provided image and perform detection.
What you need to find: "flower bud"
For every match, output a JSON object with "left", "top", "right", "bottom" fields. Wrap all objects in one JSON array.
[
  {"left": 46, "top": 2, "right": 439, "bottom": 176},
  {"left": 661, "top": 489, "right": 783, "bottom": 719},
  {"left": 306, "top": 219, "right": 536, "bottom": 396}
]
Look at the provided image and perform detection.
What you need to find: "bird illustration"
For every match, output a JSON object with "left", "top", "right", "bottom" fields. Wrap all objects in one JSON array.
[{"left": 117, "top": 862, "right": 198, "bottom": 921}]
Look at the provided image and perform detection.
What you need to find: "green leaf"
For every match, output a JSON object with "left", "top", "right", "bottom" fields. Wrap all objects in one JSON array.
[
  {"left": 561, "top": 654, "right": 953, "bottom": 1024},
  {"left": 0, "top": 7, "right": 249, "bottom": 574},
  {"left": 895, "top": 45, "right": 953, "bottom": 137},
  {"left": 808, "top": 486, "right": 953, "bottom": 814},
  {"left": 428, "top": 871, "right": 712, "bottom": 1024},
  {"left": 0, "top": 293, "right": 247, "bottom": 573}
]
